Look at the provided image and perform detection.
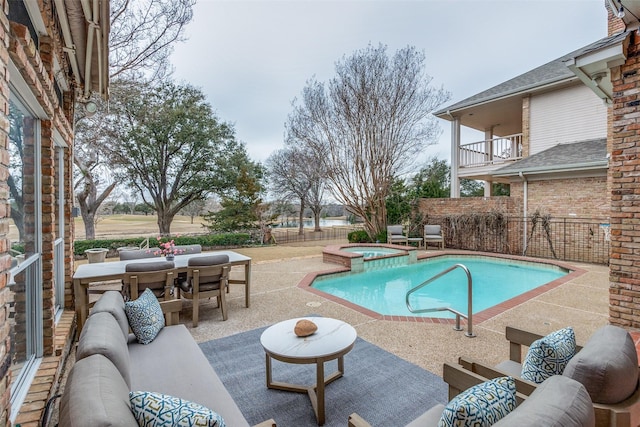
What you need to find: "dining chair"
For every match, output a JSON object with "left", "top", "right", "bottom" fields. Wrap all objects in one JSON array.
[
  {"left": 122, "top": 260, "right": 176, "bottom": 301},
  {"left": 177, "top": 255, "right": 230, "bottom": 326}
]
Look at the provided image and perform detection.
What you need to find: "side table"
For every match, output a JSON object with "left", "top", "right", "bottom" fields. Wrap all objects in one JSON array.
[{"left": 260, "top": 317, "right": 357, "bottom": 425}]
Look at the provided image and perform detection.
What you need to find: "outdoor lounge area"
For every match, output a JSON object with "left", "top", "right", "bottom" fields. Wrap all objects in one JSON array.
[{"left": 43, "top": 240, "right": 614, "bottom": 426}]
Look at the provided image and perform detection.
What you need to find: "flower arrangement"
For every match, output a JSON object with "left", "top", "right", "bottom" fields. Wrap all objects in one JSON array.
[{"left": 152, "top": 237, "right": 183, "bottom": 258}]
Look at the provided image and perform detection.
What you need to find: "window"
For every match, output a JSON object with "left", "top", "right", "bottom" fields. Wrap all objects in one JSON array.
[{"left": 8, "top": 95, "right": 43, "bottom": 421}]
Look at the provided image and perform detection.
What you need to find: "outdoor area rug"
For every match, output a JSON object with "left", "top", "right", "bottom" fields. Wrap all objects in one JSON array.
[{"left": 199, "top": 325, "right": 448, "bottom": 427}]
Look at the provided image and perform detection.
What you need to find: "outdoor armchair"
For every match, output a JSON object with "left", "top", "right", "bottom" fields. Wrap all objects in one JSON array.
[
  {"left": 424, "top": 224, "right": 444, "bottom": 250},
  {"left": 348, "top": 363, "right": 594, "bottom": 427},
  {"left": 457, "top": 325, "right": 640, "bottom": 427},
  {"left": 122, "top": 260, "right": 176, "bottom": 301},
  {"left": 177, "top": 254, "right": 230, "bottom": 326},
  {"left": 386, "top": 225, "right": 408, "bottom": 245}
]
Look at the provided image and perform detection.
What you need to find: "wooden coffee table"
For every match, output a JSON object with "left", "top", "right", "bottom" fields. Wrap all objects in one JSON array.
[{"left": 260, "top": 317, "right": 357, "bottom": 425}]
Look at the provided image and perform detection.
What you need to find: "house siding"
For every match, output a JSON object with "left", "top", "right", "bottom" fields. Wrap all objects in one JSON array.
[{"left": 529, "top": 85, "right": 607, "bottom": 155}]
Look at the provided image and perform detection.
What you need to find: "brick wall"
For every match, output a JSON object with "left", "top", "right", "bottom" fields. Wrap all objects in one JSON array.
[
  {"left": 0, "top": 0, "right": 10, "bottom": 423},
  {"left": 418, "top": 196, "right": 519, "bottom": 217},
  {"left": 609, "top": 29, "right": 640, "bottom": 328},
  {"left": 509, "top": 177, "right": 609, "bottom": 220}
]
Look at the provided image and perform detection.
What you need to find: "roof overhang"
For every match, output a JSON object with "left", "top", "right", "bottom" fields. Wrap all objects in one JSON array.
[
  {"left": 54, "top": 0, "right": 110, "bottom": 100},
  {"left": 434, "top": 77, "right": 577, "bottom": 136},
  {"left": 493, "top": 161, "right": 608, "bottom": 179},
  {"left": 564, "top": 33, "right": 630, "bottom": 104}
]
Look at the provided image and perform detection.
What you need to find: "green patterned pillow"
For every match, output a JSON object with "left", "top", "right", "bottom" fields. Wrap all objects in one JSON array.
[
  {"left": 130, "top": 391, "right": 225, "bottom": 427},
  {"left": 124, "top": 288, "right": 165, "bottom": 344},
  {"left": 438, "top": 376, "right": 516, "bottom": 427},
  {"left": 521, "top": 326, "right": 576, "bottom": 383}
]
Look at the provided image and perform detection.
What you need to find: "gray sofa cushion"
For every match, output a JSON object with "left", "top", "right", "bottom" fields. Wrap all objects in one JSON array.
[
  {"left": 91, "top": 291, "right": 130, "bottom": 339},
  {"left": 406, "top": 403, "right": 444, "bottom": 427},
  {"left": 119, "top": 248, "right": 161, "bottom": 260},
  {"left": 128, "top": 324, "right": 249, "bottom": 427},
  {"left": 563, "top": 325, "right": 638, "bottom": 404},
  {"left": 59, "top": 354, "right": 137, "bottom": 427},
  {"left": 76, "top": 312, "right": 131, "bottom": 388},
  {"left": 493, "top": 375, "right": 594, "bottom": 427},
  {"left": 188, "top": 254, "right": 229, "bottom": 266}
]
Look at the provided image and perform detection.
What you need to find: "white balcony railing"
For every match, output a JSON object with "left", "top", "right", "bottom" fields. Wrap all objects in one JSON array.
[{"left": 459, "top": 133, "right": 523, "bottom": 168}]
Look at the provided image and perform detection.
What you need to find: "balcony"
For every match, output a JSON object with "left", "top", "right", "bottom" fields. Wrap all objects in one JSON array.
[{"left": 459, "top": 133, "right": 523, "bottom": 169}]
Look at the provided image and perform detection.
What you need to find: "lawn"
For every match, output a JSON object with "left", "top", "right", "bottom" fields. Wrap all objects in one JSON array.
[{"left": 73, "top": 214, "right": 208, "bottom": 240}]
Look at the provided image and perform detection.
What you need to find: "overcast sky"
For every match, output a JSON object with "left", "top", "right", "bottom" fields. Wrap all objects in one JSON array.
[{"left": 170, "top": 0, "right": 607, "bottom": 166}]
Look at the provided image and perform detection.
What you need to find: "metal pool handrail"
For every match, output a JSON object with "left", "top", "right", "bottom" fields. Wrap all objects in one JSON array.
[{"left": 405, "top": 263, "right": 476, "bottom": 337}]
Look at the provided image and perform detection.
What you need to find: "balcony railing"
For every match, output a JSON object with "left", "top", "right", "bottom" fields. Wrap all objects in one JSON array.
[{"left": 459, "top": 133, "right": 523, "bottom": 168}]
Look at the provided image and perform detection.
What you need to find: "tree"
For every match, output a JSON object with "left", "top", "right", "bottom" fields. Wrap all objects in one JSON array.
[
  {"left": 266, "top": 146, "right": 326, "bottom": 234},
  {"left": 409, "top": 157, "right": 450, "bottom": 199},
  {"left": 203, "top": 162, "right": 266, "bottom": 232},
  {"left": 181, "top": 199, "right": 206, "bottom": 224},
  {"left": 107, "top": 81, "right": 243, "bottom": 235},
  {"left": 286, "top": 43, "right": 450, "bottom": 239},
  {"left": 74, "top": 0, "right": 195, "bottom": 239}
]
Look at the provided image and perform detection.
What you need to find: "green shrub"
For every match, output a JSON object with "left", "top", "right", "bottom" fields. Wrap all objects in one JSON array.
[
  {"left": 348, "top": 230, "right": 371, "bottom": 243},
  {"left": 73, "top": 233, "right": 253, "bottom": 256}
]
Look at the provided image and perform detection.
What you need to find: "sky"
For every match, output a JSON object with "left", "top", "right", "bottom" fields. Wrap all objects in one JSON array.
[{"left": 170, "top": 0, "right": 608, "bottom": 166}]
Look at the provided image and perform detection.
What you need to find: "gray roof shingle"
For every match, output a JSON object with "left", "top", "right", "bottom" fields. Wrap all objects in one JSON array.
[
  {"left": 434, "top": 31, "right": 630, "bottom": 116},
  {"left": 494, "top": 138, "right": 607, "bottom": 176}
]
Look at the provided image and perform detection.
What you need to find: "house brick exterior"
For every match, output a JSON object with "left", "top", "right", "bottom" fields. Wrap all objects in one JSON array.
[
  {"left": 0, "top": 1, "right": 85, "bottom": 424},
  {"left": 609, "top": 31, "right": 640, "bottom": 328}
]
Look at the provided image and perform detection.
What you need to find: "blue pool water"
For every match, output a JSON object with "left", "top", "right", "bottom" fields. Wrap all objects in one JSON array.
[
  {"left": 312, "top": 255, "right": 569, "bottom": 318},
  {"left": 342, "top": 247, "right": 404, "bottom": 259}
]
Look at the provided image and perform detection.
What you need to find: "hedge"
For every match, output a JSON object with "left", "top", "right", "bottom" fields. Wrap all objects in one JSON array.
[{"left": 74, "top": 233, "right": 253, "bottom": 257}]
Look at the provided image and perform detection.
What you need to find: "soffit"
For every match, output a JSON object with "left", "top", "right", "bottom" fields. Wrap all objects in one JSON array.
[{"left": 56, "top": 0, "right": 110, "bottom": 100}]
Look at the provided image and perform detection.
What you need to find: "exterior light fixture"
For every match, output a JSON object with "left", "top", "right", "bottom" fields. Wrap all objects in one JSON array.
[
  {"left": 618, "top": 5, "right": 626, "bottom": 18},
  {"left": 84, "top": 101, "right": 97, "bottom": 116}
]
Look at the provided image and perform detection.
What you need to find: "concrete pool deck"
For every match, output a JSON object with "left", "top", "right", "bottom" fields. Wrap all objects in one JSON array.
[{"left": 186, "top": 241, "right": 610, "bottom": 376}]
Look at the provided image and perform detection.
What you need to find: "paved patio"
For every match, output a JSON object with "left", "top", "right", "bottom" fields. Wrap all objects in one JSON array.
[{"left": 187, "top": 242, "right": 610, "bottom": 376}]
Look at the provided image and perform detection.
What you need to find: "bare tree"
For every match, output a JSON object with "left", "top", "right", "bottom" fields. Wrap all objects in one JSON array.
[
  {"left": 286, "top": 44, "right": 450, "bottom": 239},
  {"left": 266, "top": 147, "right": 327, "bottom": 234},
  {"left": 181, "top": 200, "right": 206, "bottom": 224},
  {"left": 74, "top": 0, "right": 195, "bottom": 239}
]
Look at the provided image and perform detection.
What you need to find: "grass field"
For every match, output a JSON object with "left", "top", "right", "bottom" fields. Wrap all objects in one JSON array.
[{"left": 73, "top": 214, "right": 209, "bottom": 240}]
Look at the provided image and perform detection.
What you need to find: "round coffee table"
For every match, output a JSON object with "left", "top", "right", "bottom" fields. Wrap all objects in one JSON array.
[{"left": 260, "top": 317, "right": 357, "bottom": 425}]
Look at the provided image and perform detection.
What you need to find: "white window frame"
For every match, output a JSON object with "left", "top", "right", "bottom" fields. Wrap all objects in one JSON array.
[{"left": 7, "top": 58, "right": 46, "bottom": 423}]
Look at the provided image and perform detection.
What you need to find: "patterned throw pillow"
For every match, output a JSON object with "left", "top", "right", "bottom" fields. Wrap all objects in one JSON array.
[
  {"left": 521, "top": 326, "right": 576, "bottom": 383},
  {"left": 130, "top": 391, "right": 225, "bottom": 427},
  {"left": 438, "top": 376, "right": 516, "bottom": 427},
  {"left": 124, "top": 288, "right": 165, "bottom": 344}
]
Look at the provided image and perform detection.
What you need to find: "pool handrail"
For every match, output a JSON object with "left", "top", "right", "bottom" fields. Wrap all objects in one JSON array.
[{"left": 405, "top": 263, "right": 476, "bottom": 338}]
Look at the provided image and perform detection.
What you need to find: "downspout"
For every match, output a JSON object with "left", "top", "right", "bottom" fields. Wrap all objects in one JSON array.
[{"left": 519, "top": 171, "right": 527, "bottom": 255}]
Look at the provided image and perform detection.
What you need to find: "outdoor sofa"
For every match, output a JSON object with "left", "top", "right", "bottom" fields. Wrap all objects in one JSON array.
[
  {"left": 457, "top": 325, "right": 640, "bottom": 427},
  {"left": 59, "top": 290, "right": 275, "bottom": 426},
  {"left": 349, "top": 365, "right": 594, "bottom": 426}
]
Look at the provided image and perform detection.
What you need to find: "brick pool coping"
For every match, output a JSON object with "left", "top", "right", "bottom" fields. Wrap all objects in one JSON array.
[{"left": 298, "top": 249, "right": 586, "bottom": 325}]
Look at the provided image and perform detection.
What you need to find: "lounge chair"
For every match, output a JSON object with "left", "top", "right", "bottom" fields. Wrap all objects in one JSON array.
[
  {"left": 424, "top": 224, "right": 444, "bottom": 250},
  {"left": 457, "top": 325, "right": 640, "bottom": 427},
  {"left": 348, "top": 367, "right": 594, "bottom": 426},
  {"left": 386, "top": 225, "right": 408, "bottom": 245}
]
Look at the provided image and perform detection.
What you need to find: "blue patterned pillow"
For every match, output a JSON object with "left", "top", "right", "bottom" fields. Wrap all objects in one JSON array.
[
  {"left": 130, "top": 391, "right": 225, "bottom": 427},
  {"left": 521, "top": 326, "right": 576, "bottom": 383},
  {"left": 438, "top": 376, "right": 516, "bottom": 427},
  {"left": 124, "top": 288, "right": 165, "bottom": 344}
]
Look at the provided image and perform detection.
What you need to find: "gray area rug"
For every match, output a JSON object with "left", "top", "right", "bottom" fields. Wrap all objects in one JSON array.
[{"left": 199, "top": 325, "right": 447, "bottom": 427}]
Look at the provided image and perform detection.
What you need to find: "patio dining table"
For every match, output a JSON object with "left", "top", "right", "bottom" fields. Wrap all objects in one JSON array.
[{"left": 72, "top": 250, "right": 251, "bottom": 331}]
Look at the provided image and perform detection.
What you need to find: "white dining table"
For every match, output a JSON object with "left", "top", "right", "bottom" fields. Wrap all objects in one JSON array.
[{"left": 73, "top": 250, "right": 251, "bottom": 331}]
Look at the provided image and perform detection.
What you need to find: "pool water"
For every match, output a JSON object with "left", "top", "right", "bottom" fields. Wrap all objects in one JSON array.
[
  {"left": 312, "top": 255, "right": 569, "bottom": 318},
  {"left": 342, "top": 247, "right": 404, "bottom": 259}
]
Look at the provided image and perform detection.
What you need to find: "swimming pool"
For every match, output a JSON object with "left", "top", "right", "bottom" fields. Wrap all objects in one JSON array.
[{"left": 311, "top": 255, "right": 569, "bottom": 318}]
